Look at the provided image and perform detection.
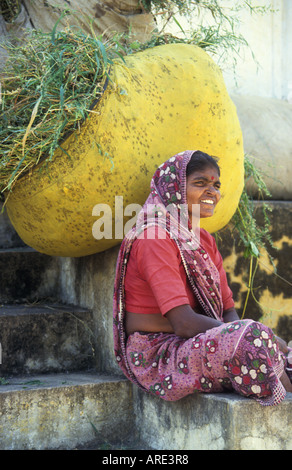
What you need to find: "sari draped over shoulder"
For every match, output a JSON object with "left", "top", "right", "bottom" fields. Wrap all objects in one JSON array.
[{"left": 113, "top": 151, "right": 289, "bottom": 405}]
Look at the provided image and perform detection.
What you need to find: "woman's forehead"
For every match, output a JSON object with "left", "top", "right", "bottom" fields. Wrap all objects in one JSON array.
[{"left": 187, "top": 167, "right": 220, "bottom": 180}]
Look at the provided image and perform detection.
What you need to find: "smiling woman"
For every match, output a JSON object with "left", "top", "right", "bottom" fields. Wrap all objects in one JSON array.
[
  {"left": 113, "top": 150, "right": 292, "bottom": 406},
  {"left": 185, "top": 151, "right": 221, "bottom": 220}
]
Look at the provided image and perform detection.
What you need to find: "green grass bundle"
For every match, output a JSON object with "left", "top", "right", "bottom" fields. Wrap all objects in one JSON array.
[
  {"left": 1, "top": 15, "right": 252, "bottom": 197},
  {"left": 0, "top": 27, "right": 121, "bottom": 194}
]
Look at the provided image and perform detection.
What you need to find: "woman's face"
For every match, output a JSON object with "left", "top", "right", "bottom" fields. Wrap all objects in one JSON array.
[{"left": 186, "top": 166, "right": 221, "bottom": 220}]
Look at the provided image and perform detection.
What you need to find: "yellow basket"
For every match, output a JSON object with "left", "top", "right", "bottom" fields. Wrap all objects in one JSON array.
[{"left": 6, "top": 43, "right": 244, "bottom": 257}]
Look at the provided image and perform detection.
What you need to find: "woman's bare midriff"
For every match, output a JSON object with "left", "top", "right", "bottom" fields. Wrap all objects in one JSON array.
[{"left": 126, "top": 311, "right": 174, "bottom": 336}]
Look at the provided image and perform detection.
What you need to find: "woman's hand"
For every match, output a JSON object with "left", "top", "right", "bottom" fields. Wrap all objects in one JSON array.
[
  {"left": 165, "top": 304, "right": 223, "bottom": 338},
  {"left": 275, "top": 335, "right": 289, "bottom": 354},
  {"left": 223, "top": 307, "right": 240, "bottom": 323}
]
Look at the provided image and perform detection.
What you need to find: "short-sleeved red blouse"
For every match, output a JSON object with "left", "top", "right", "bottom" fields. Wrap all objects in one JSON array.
[{"left": 124, "top": 228, "right": 234, "bottom": 315}]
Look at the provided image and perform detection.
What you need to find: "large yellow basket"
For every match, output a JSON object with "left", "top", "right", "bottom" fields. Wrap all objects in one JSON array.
[{"left": 6, "top": 43, "right": 244, "bottom": 257}]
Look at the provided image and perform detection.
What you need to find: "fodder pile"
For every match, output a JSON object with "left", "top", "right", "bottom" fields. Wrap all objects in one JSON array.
[
  {"left": 0, "top": 27, "right": 125, "bottom": 193},
  {"left": 1, "top": 8, "right": 245, "bottom": 198},
  {"left": 1, "top": 17, "right": 239, "bottom": 197}
]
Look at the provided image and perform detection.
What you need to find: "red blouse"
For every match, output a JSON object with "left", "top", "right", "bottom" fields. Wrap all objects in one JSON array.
[{"left": 124, "top": 228, "right": 234, "bottom": 315}]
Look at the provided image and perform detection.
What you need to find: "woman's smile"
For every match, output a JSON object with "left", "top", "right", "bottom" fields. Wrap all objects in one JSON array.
[{"left": 186, "top": 166, "right": 221, "bottom": 220}]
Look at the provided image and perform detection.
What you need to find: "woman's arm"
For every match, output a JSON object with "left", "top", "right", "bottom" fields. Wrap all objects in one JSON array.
[
  {"left": 165, "top": 304, "right": 223, "bottom": 338},
  {"left": 165, "top": 305, "right": 241, "bottom": 338},
  {"left": 223, "top": 307, "right": 240, "bottom": 323}
]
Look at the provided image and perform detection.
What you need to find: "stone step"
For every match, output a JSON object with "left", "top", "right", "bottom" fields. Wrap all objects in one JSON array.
[
  {"left": 0, "top": 303, "right": 95, "bottom": 375},
  {"left": 2, "top": 369, "right": 291, "bottom": 450},
  {"left": 133, "top": 387, "right": 292, "bottom": 450},
  {"left": 0, "top": 372, "right": 134, "bottom": 450},
  {"left": 0, "top": 247, "right": 60, "bottom": 303}
]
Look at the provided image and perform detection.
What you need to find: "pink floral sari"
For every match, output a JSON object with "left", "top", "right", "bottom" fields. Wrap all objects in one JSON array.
[{"left": 113, "top": 151, "right": 289, "bottom": 405}]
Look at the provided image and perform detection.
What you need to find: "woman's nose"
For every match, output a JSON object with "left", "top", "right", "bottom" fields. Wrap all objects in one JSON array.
[{"left": 206, "top": 185, "right": 217, "bottom": 194}]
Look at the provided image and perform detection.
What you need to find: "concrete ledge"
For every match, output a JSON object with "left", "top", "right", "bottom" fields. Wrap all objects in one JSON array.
[
  {"left": 0, "top": 372, "right": 134, "bottom": 450},
  {"left": 134, "top": 388, "right": 292, "bottom": 450}
]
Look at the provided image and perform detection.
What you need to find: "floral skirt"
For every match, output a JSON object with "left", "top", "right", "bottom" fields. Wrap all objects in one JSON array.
[{"left": 126, "top": 320, "right": 288, "bottom": 406}]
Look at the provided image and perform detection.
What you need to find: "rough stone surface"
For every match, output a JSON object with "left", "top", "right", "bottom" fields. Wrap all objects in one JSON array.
[
  {"left": 0, "top": 373, "right": 134, "bottom": 450},
  {"left": 58, "top": 246, "right": 122, "bottom": 375},
  {"left": 0, "top": 249, "right": 61, "bottom": 303},
  {"left": 134, "top": 388, "right": 292, "bottom": 450},
  {"left": 232, "top": 95, "right": 292, "bottom": 200},
  {"left": 0, "top": 304, "right": 95, "bottom": 375}
]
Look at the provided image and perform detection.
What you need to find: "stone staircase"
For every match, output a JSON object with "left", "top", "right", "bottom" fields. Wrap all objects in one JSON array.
[
  {"left": 1, "top": 206, "right": 292, "bottom": 450},
  {"left": 0, "top": 210, "right": 135, "bottom": 450}
]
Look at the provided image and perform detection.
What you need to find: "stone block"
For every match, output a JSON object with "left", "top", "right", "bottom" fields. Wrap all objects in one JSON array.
[
  {"left": 0, "top": 248, "right": 60, "bottom": 303},
  {"left": 0, "top": 372, "right": 134, "bottom": 450},
  {"left": 134, "top": 388, "right": 292, "bottom": 450},
  {"left": 0, "top": 304, "right": 95, "bottom": 375}
]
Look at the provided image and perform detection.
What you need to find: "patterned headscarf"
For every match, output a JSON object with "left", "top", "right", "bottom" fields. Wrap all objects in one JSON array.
[{"left": 113, "top": 150, "right": 223, "bottom": 385}]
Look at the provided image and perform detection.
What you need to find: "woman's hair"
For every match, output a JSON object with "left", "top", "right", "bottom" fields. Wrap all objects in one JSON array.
[{"left": 186, "top": 151, "right": 221, "bottom": 177}]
